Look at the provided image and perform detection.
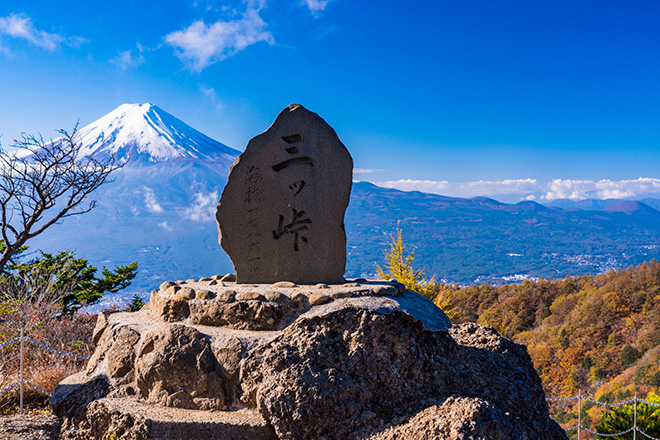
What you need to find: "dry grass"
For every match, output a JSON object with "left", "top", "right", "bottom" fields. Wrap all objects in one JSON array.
[{"left": 0, "top": 300, "right": 96, "bottom": 414}]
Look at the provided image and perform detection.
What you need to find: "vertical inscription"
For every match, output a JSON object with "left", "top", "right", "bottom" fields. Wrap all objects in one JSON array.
[
  {"left": 244, "top": 166, "right": 262, "bottom": 272},
  {"left": 271, "top": 134, "right": 314, "bottom": 252}
]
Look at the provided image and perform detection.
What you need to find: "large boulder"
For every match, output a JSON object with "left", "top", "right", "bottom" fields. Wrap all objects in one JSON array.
[
  {"left": 240, "top": 309, "right": 565, "bottom": 440},
  {"left": 52, "top": 281, "right": 566, "bottom": 440}
]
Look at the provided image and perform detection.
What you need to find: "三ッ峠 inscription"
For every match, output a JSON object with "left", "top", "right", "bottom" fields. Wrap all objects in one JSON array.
[
  {"left": 216, "top": 104, "right": 353, "bottom": 284},
  {"left": 273, "top": 208, "right": 311, "bottom": 252}
]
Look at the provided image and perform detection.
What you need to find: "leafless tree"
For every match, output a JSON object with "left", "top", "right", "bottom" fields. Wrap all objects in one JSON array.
[{"left": 0, "top": 125, "right": 121, "bottom": 272}]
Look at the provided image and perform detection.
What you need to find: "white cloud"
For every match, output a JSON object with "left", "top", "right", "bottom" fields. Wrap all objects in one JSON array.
[
  {"left": 111, "top": 47, "right": 145, "bottom": 70},
  {"left": 368, "top": 177, "right": 660, "bottom": 201},
  {"left": 199, "top": 84, "right": 224, "bottom": 111},
  {"left": 542, "top": 178, "right": 660, "bottom": 200},
  {"left": 165, "top": 1, "right": 273, "bottom": 72},
  {"left": 183, "top": 190, "right": 218, "bottom": 222},
  {"left": 158, "top": 221, "right": 174, "bottom": 231},
  {"left": 143, "top": 187, "right": 164, "bottom": 213},
  {"left": 0, "top": 13, "right": 83, "bottom": 52},
  {"left": 354, "top": 168, "right": 383, "bottom": 174},
  {"left": 375, "top": 178, "right": 539, "bottom": 198},
  {"left": 303, "top": 0, "right": 332, "bottom": 14}
]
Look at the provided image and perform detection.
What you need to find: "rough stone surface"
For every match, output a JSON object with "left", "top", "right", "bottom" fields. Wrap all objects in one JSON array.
[
  {"left": 366, "top": 396, "right": 526, "bottom": 440},
  {"left": 53, "top": 281, "right": 563, "bottom": 440},
  {"left": 240, "top": 313, "right": 565, "bottom": 440},
  {"left": 135, "top": 325, "right": 228, "bottom": 411},
  {"left": 195, "top": 289, "right": 215, "bottom": 300},
  {"left": 236, "top": 291, "right": 266, "bottom": 301},
  {"left": 160, "top": 281, "right": 176, "bottom": 290},
  {"left": 221, "top": 274, "right": 237, "bottom": 282},
  {"left": 309, "top": 292, "right": 332, "bottom": 305},
  {"left": 189, "top": 300, "right": 285, "bottom": 330},
  {"left": 216, "top": 104, "right": 353, "bottom": 284},
  {"left": 216, "top": 290, "right": 236, "bottom": 303},
  {"left": 0, "top": 414, "right": 62, "bottom": 440},
  {"left": 57, "top": 397, "right": 276, "bottom": 440},
  {"left": 179, "top": 287, "right": 196, "bottom": 300}
]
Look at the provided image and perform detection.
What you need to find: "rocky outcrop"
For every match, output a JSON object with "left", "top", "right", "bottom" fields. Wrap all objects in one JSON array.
[
  {"left": 367, "top": 396, "right": 527, "bottom": 440},
  {"left": 240, "top": 310, "right": 563, "bottom": 440},
  {"left": 52, "top": 279, "right": 566, "bottom": 440}
]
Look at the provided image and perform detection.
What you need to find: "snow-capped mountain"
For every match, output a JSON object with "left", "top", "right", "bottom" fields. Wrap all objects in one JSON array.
[
  {"left": 75, "top": 103, "right": 240, "bottom": 164},
  {"left": 27, "top": 104, "right": 242, "bottom": 299}
]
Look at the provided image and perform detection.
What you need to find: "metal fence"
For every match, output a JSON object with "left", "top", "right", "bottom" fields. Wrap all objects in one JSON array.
[
  {"left": 547, "top": 390, "right": 660, "bottom": 439},
  {"left": 0, "top": 328, "right": 90, "bottom": 414}
]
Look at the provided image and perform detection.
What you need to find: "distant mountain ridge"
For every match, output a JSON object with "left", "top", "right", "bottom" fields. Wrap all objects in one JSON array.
[
  {"left": 346, "top": 182, "right": 660, "bottom": 285},
  {"left": 546, "top": 197, "right": 660, "bottom": 212}
]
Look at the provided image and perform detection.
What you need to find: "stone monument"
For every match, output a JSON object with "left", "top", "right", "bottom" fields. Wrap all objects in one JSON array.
[{"left": 216, "top": 104, "right": 353, "bottom": 284}]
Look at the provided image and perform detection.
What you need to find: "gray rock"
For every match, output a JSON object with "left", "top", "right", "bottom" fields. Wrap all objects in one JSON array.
[
  {"left": 329, "top": 290, "right": 353, "bottom": 299},
  {"left": 309, "top": 292, "right": 333, "bottom": 305},
  {"left": 196, "top": 289, "right": 215, "bottom": 300},
  {"left": 371, "top": 285, "right": 397, "bottom": 296},
  {"left": 150, "top": 295, "right": 190, "bottom": 322},
  {"left": 265, "top": 291, "right": 289, "bottom": 303},
  {"left": 178, "top": 287, "right": 196, "bottom": 300},
  {"left": 367, "top": 396, "right": 527, "bottom": 440},
  {"left": 135, "top": 325, "right": 228, "bottom": 410},
  {"left": 221, "top": 273, "right": 237, "bottom": 282},
  {"left": 54, "top": 288, "right": 563, "bottom": 440},
  {"left": 57, "top": 397, "right": 276, "bottom": 440},
  {"left": 237, "top": 292, "right": 266, "bottom": 301},
  {"left": 216, "top": 290, "right": 237, "bottom": 303},
  {"left": 190, "top": 300, "right": 283, "bottom": 330},
  {"left": 272, "top": 281, "right": 297, "bottom": 288},
  {"left": 164, "top": 285, "right": 181, "bottom": 296},
  {"left": 216, "top": 104, "right": 353, "bottom": 284},
  {"left": 160, "top": 281, "right": 176, "bottom": 290}
]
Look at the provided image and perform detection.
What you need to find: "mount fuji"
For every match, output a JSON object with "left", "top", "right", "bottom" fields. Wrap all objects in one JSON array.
[
  {"left": 74, "top": 103, "right": 238, "bottom": 164},
  {"left": 27, "top": 103, "right": 242, "bottom": 302}
]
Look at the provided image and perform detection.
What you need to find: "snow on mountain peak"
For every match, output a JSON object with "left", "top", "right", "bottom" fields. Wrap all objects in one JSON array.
[{"left": 75, "top": 103, "right": 240, "bottom": 164}]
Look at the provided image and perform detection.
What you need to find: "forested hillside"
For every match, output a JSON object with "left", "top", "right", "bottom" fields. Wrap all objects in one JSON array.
[{"left": 438, "top": 260, "right": 660, "bottom": 400}]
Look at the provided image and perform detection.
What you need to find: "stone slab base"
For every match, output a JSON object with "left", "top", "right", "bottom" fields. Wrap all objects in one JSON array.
[{"left": 60, "top": 397, "right": 277, "bottom": 440}]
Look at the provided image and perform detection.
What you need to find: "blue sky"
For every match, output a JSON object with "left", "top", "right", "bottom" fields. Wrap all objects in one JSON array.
[{"left": 0, "top": 0, "right": 658, "bottom": 202}]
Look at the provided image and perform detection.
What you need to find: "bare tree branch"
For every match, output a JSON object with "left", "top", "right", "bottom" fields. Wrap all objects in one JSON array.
[{"left": 0, "top": 125, "right": 122, "bottom": 272}]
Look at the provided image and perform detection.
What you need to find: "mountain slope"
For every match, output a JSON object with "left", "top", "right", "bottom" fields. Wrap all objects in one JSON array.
[{"left": 604, "top": 200, "right": 660, "bottom": 216}]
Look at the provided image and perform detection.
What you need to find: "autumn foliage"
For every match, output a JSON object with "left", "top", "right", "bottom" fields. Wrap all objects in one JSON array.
[{"left": 432, "top": 259, "right": 660, "bottom": 437}]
